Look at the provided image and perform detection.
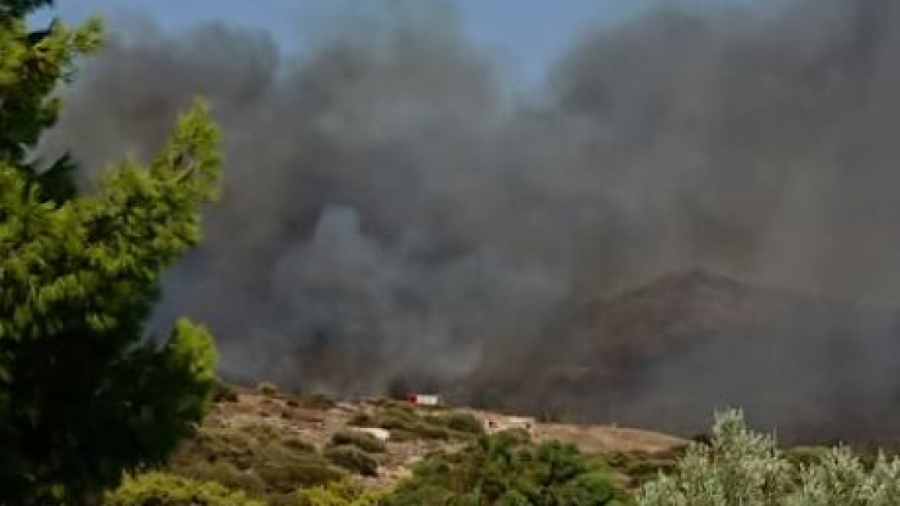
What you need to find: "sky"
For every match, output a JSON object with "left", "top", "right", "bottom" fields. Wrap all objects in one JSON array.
[{"left": 42, "top": 0, "right": 653, "bottom": 86}]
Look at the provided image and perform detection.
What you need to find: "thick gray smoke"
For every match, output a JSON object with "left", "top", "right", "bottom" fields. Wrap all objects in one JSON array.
[{"left": 40, "top": 0, "right": 900, "bottom": 433}]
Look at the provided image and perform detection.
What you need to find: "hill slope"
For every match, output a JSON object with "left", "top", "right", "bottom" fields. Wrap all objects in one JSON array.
[
  {"left": 168, "top": 388, "right": 686, "bottom": 495},
  {"left": 458, "top": 270, "right": 900, "bottom": 444}
]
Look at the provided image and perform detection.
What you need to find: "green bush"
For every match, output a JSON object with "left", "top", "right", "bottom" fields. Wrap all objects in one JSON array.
[
  {"left": 636, "top": 409, "right": 900, "bottom": 506},
  {"left": 175, "top": 461, "right": 267, "bottom": 495},
  {"left": 784, "top": 446, "right": 830, "bottom": 468},
  {"left": 103, "top": 472, "right": 263, "bottom": 506},
  {"left": 387, "top": 429, "right": 416, "bottom": 443},
  {"left": 378, "top": 485, "right": 454, "bottom": 506},
  {"left": 348, "top": 413, "right": 374, "bottom": 427},
  {"left": 258, "top": 382, "right": 279, "bottom": 396},
  {"left": 281, "top": 393, "right": 337, "bottom": 411},
  {"left": 428, "top": 412, "right": 484, "bottom": 435},
  {"left": 602, "top": 449, "right": 681, "bottom": 489},
  {"left": 283, "top": 436, "right": 318, "bottom": 453},
  {"left": 354, "top": 405, "right": 481, "bottom": 442},
  {"left": 213, "top": 381, "right": 239, "bottom": 402},
  {"left": 169, "top": 424, "right": 343, "bottom": 493},
  {"left": 497, "top": 427, "right": 533, "bottom": 445},
  {"left": 324, "top": 445, "right": 379, "bottom": 477},
  {"left": 301, "top": 393, "right": 338, "bottom": 410},
  {"left": 398, "top": 421, "right": 451, "bottom": 440},
  {"left": 384, "top": 433, "right": 622, "bottom": 506},
  {"left": 290, "top": 479, "right": 389, "bottom": 506},
  {"left": 255, "top": 456, "right": 347, "bottom": 492},
  {"left": 171, "top": 427, "right": 258, "bottom": 470},
  {"left": 331, "top": 429, "right": 388, "bottom": 454}
]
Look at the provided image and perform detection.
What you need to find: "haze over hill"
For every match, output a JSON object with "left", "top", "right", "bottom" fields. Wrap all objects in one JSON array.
[
  {"left": 37, "top": 0, "right": 900, "bottom": 440},
  {"left": 462, "top": 270, "right": 900, "bottom": 442}
]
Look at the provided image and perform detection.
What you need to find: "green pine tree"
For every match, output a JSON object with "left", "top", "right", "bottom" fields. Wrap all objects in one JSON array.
[{"left": 0, "top": 2, "right": 224, "bottom": 505}]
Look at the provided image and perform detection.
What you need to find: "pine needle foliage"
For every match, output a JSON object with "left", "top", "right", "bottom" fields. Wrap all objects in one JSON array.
[{"left": 0, "top": 2, "right": 224, "bottom": 505}]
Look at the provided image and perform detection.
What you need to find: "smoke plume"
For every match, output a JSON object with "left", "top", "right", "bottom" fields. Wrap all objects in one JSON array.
[{"left": 40, "top": 0, "right": 900, "bottom": 434}]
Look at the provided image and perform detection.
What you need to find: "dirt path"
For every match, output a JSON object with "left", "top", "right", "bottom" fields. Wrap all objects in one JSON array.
[{"left": 535, "top": 422, "right": 687, "bottom": 454}]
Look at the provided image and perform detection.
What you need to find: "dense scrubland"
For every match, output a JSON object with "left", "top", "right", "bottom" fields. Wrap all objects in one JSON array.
[{"left": 5, "top": 2, "right": 900, "bottom": 505}]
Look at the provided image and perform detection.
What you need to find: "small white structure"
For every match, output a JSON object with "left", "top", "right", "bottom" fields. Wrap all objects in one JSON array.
[
  {"left": 406, "top": 393, "right": 441, "bottom": 406},
  {"left": 482, "top": 414, "right": 536, "bottom": 434},
  {"left": 355, "top": 427, "right": 391, "bottom": 441}
]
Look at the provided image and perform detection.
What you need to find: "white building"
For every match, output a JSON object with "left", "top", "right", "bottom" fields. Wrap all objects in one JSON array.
[
  {"left": 406, "top": 393, "right": 441, "bottom": 406},
  {"left": 482, "top": 414, "right": 536, "bottom": 434}
]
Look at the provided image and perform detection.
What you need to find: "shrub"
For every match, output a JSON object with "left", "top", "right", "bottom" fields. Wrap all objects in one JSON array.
[
  {"left": 171, "top": 425, "right": 291, "bottom": 470},
  {"left": 283, "top": 436, "right": 318, "bottom": 453},
  {"left": 324, "top": 445, "right": 379, "bottom": 477},
  {"left": 331, "top": 429, "right": 388, "bottom": 454},
  {"left": 103, "top": 472, "right": 263, "bottom": 506},
  {"left": 290, "top": 479, "right": 389, "bottom": 506},
  {"left": 636, "top": 409, "right": 900, "bottom": 506},
  {"left": 175, "top": 461, "right": 267, "bottom": 495},
  {"left": 400, "top": 421, "right": 451, "bottom": 440},
  {"left": 301, "top": 393, "right": 337, "bottom": 410},
  {"left": 255, "top": 456, "right": 347, "bottom": 492},
  {"left": 258, "top": 382, "right": 279, "bottom": 396},
  {"left": 213, "top": 381, "right": 239, "bottom": 403},
  {"left": 378, "top": 485, "right": 455, "bottom": 506},
  {"left": 172, "top": 427, "right": 258, "bottom": 469},
  {"left": 497, "top": 427, "right": 533, "bottom": 445},
  {"left": 384, "top": 433, "right": 621, "bottom": 506},
  {"left": 388, "top": 429, "right": 416, "bottom": 443},
  {"left": 169, "top": 424, "right": 342, "bottom": 493},
  {"left": 784, "top": 446, "right": 830, "bottom": 468},
  {"left": 602, "top": 449, "right": 681, "bottom": 489},
  {"left": 637, "top": 409, "right": 791, "bottom": 505},
  {"left": 428, "top": 412, "right": 484, "bottom": 435},
  {"left": 348, "top": 413, "right": 374, "bottom": 427},
  {"left": 354, "top": 405, "right": 481, "bottom": 442}
]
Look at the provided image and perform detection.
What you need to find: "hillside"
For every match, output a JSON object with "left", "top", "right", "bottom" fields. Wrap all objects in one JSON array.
[
  {"left": 150, "top": 387, "right": 900, "bottom": 505},
  {"left": 457, "top": 270, "right": 900, "bottom": 444},
  {"left": 162, "top": 386, "right": 687, "bottom": 499}
]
